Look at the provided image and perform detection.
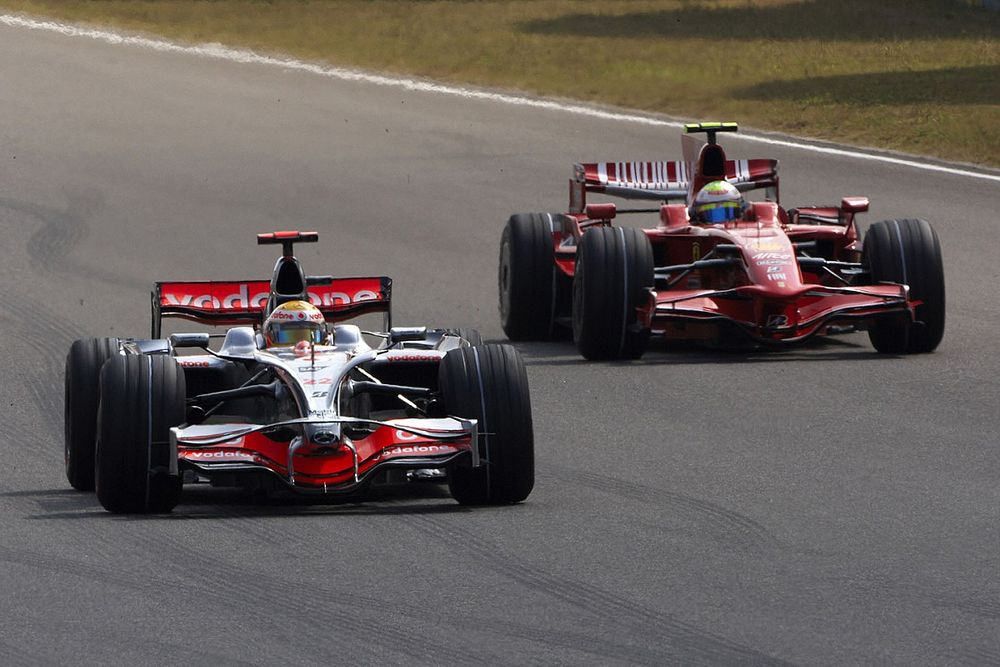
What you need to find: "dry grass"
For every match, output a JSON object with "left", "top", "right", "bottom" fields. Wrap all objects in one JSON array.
[{"left": 2, "top": 0, "right": 998, "bottom": 165}]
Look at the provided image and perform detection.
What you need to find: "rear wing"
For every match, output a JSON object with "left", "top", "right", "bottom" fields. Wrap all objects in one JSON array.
[
  {"left": 151, "top": 277, "right": 392, "bottom": 338},
  {"left": 569, "top": 159, "right": 779, "bottom": 212}
]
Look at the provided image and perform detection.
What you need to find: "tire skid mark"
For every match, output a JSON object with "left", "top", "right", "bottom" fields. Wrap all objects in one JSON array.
[
  {"left": 0, "top": 194, "right": 95, "bottom": 272},
  {"left": 955, "top": 647, "right": 1000, "bottom": 667},
  {"left": 547, "top": 467, "right": 777, "bottom": 553},
  {"left": 0, "top": 293, "right": 85, "bottom": 433},
  {"left": 410, "top": 514, "right": 791, "bottom": 666},
  {"left": 152, "top": 518, "right": 663, "bottom": 666},
  {"left": 142, "top": 530, "right": 486, "bottom": 665}
]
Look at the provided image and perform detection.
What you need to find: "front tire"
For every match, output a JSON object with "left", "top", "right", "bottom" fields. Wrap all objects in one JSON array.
[
  {"left": 64, "top": 337, "right": 119, "bottom": 491},
  {"left": 572, "top": 226, "right": 654, "bottom": 360},
  {"left": 440, "top": 345, "right": 534, "bottom": 505},
  {"left": 499, "top": 213, "right": 559, "bottom": 340},
  {"left": 863, "top": 218, "right": 945, "bottom": 353},
  {"left": 96, "top": 355, "right": 185, "bottom": 513}
]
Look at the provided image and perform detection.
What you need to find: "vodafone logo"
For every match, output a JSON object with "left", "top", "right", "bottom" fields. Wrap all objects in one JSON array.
[{"left": 163, "top": 284, "right": 380, "bottom": 310}]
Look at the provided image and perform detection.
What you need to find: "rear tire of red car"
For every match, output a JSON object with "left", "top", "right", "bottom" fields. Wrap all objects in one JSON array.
[
  {"left": 440, "top": 344, "right": 534, "bottom": 505},
  {"left": 443, "top": 327, "right": 484, "bottom": 347},
  {"left": 64, "top": 337, "right": 119, "bottom": 492},
  {"left": 499, "top": 213, "right": 559, "bottom": 340},
  {"left": 863, "top": 218, "right": 945, "bottom": 354},
  {"left": 572, "top": 226, "right": 654, "bottom": 360},
  {"left": 96, "top": 355, "right": 185, "bottom": 513}
]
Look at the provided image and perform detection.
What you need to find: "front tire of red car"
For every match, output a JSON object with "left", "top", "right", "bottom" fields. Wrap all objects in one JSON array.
[
  {"left": 64, "top": 337, "right": 120, "bottom": 491},
  {"left": 95, "top": 354, "right": 185, "bottom": 514},
  {"left": 863, "top": 218, "right": 945, "bottom": 354},
  {"left": 440, "top": 345, "right": 534, "bottom": 505},
  {"left": 572, "top": 226, "right": 654, "bottom": 360}
]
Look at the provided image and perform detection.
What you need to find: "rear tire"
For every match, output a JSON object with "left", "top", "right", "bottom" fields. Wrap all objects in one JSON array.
[
  {"left": 499, "top": 213, "right": 559, "bottom": 340},
  {"left": 443, "top": 327, "right": 484, "bottom": 347},
  {"left": 440, "top": 345, "right": 534, "bottom": 505},
  {"left": 64, "top": 337, "right": 119, "bottom": 491},
  {"left": 863, "top": 218, "right": 945, "bottom": 353},
  {"left": 572, "top": 226, "right": 654, "bottom": 360},
  {"left": 96, "top": 355, "right": 185, "bottom": 513}
]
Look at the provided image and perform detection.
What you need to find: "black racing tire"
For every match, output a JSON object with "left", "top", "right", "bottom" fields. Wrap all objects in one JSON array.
[
  {"left": 95, "top": 355, "right": 185, "bottom": 513},
  {"left": 499, "top": 213, "right": 558, "bottom": 340},
  {"left": 64, "top": 337, "right": 119, "bottom": 491},
  {"left": 572, "top": 226, "right": 654, "bottom": 360},
  {"left": 863, "top": 218, "right": 945, "bottom": 354},
  {"left": 440, "top": 344, "right": 534, "bottom": 505},
  {"left": 443, "top": 327, "right": 484, "bottom": 347}
]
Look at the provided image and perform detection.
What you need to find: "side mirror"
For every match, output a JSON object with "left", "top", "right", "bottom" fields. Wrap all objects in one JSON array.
[
  {"left": 169, "top": 332, "right": 210, "bottom": 349},
  {"left": 388, "top": 326, "right": 427, "bottom": 344},
  {"left": 841, "top": 197, "right": 869, "bottom": 214},
  {"left": 585, "top": 202, "right": 617, "bottom": 220}
]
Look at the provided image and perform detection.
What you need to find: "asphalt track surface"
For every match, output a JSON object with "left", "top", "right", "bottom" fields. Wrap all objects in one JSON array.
[{"left": 2, "top": 20, "right": 999, "bottom": 667}]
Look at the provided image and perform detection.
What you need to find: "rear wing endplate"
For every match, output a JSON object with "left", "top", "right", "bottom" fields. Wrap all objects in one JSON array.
[{"left": 151, "top": 277, "right": 392, "bottom": 338}]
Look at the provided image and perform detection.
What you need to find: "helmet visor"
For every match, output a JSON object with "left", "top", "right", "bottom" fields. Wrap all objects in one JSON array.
[
  {"left": 268, "top": 322, "right": 324, "bottom": 345},
  {"left": 697, "top": 201, "right": 741, "bottom": 223}
]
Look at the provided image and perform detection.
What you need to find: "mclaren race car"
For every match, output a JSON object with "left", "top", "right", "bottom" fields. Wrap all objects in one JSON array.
[
  {"left": 499, "top": 122, "right": 945, "bottom": 359},
  {"left": 65, "top": 231, "right": 533, "bottom": 513}
]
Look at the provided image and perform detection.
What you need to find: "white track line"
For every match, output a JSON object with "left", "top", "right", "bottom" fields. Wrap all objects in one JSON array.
[{"left": 4, "top": 13, "right": 999, "bottom": 184}]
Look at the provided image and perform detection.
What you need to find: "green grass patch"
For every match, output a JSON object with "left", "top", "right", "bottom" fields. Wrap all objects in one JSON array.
[{"left": 2, "top": 0, "right": 998, "bottom": 165}]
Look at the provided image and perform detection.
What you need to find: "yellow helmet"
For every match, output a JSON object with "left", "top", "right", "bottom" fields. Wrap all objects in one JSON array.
[{"left": 263, "top": 300, "right": 326, "bottom": 346}]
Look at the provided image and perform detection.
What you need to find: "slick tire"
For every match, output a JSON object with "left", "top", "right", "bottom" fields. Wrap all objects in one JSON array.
[
  {"left": 64, "top": 337, "right": 120, "bottom": 491},
  {"left": 499, "top": 213, "right": 560, "bottom": 340},
  {"left": 863, "top": 218, "right": 945, "bottom": 354},
  {"left": 572, "top": 226, "right": 654, "bottom": 360},
  {"left": 440, "top": 345, "right": 534, "bottom": 505},
  {"left": 96, "top": 355, "right": 185, "bottom": 514},
  {"left": 443, "top": 328, "right": 484, "bottom": 347}
]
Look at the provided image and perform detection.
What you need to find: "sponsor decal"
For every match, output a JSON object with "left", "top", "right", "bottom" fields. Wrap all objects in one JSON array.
[
  {"left": 162, "top": 283, "right": 381, "bottom": 311},
  {"left": 752, "top": 241, "right": 784, "bottom": 251},
  {"left": 752, "top": 252, "right": 791, "bottom": 260},
  {"left": 179, "top": 360, "right": 211, "bottom": 368},
  {"left": 298, "top": 365, "right": 328, "bottom": 372},
  {"left": 386, "top": 354, "right": 440, "bottom": 362},
  {"left": 766, "top": 314, "right": 789, "bottom": 327},
  {"left": 311, "top": 390, "right": 329, "bottom": 398},
  {"left": 395, "top": 429, "right": 419, "bottom": 441},
  {"left": 692, "top": 243, "right": 701, "bottom": 261},
  {"left": 766, "top": 273, "right": 788, "bottom": 281},
  {"left": 755, "top": 259, "right": 790, "bottom": 266},
  {"left": 185, "top": 450, "right": 251, "bottom": 459},
  {"left": 384, "top": 444, "right": 452, "bottom": 456}
]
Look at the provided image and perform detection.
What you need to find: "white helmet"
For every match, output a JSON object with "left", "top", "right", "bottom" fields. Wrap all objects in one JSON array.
[
  {"left": 692, "top": 180, "right": 745, "bottom": 224},
  {"left": 263, "top": 300, "right": 326, "bottom": 346}
]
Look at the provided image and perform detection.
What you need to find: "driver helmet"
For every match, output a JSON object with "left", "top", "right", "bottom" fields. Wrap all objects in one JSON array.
[
  {"left": 263, "top": 300, "right": 327, "bottom": 346},
  {"left": 692, "top": 180, "right": 745, "bottom": 224}
]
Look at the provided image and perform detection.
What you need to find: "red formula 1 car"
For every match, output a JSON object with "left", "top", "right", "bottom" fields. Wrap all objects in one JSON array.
[
  {"left": 499, "top": 122, "right": 945, "bottom": 359},
  {"left": 65, "top": 232, "right": 533, "bottom": 513}
]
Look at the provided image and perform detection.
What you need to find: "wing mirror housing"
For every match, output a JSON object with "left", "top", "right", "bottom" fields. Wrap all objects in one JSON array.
[
  {"left": 388, "top": 327, "right": 428, "bottom": 344},
  {"left": 169, "top": 332, "right": 211, "bottom": 349},
  {"left": 585, "top": 202, "right": 617, "bottom": 220},
  {"left": 841, "top": 197, "right": 869, "bottom": 214}
]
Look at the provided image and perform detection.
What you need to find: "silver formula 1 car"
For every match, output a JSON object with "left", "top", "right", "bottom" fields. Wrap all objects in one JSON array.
[{"left": 64, "top": 231, "right": 534, "bottom": 513}]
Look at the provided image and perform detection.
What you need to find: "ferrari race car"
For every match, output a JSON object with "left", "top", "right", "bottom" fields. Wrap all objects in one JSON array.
[
  {"left": 499, "top": 122, "right": 945, "bottom": 359},
  {"left": 65, "top": 231, "right": 534, "bottom": 513}
]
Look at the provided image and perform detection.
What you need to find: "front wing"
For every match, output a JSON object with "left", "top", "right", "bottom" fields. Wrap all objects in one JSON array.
[
  {"left": 643, "top": 283, "right": 911, "bottom": 344},
  {"left": 171, "top": 416, "right": 477, "bottom": 493}
]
